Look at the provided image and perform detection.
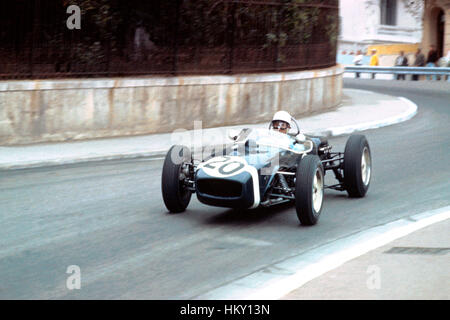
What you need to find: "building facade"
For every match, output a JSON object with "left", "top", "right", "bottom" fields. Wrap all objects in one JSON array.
[
  {"left": 422, "top": 0, "right": 450, "bottom": 58},
  {"left": 338, "top": 0, "right": 423, "bottom": 54}
]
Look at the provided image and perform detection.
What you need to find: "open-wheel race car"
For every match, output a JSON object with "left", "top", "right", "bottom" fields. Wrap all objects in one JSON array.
[{"left": 161, "top": 119, "right": 371, "bottom": 225}]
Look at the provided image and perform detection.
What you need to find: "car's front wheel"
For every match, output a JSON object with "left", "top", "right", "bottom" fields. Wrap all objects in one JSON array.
[
  {"left": 295, "top": 155, "right": 324, "bottom": 225},
  {"left": 161, "top": 145, "right": 192, "bottom": 213}
]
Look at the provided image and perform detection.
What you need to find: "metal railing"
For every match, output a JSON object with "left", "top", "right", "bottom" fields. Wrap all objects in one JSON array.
[
  {"left": 0, "top": 0, "right": 338, "bottom": 80},
  {"left": 345, "top": 66, "right": 450, "bottom": 77}
]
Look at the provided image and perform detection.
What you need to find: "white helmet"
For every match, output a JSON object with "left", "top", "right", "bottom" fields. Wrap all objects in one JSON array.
[{"left": 272, "top": 111, "right": 292, "bottom": 126}]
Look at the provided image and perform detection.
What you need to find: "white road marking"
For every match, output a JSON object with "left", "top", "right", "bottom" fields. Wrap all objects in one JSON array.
[{"left": 195, "top": 205, "right": 450, "bottom": 300}]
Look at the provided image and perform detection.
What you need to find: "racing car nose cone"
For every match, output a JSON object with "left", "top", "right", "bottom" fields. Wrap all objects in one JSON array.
[{"left": 195, "top": 168, "right": 258, "bottom": 209}]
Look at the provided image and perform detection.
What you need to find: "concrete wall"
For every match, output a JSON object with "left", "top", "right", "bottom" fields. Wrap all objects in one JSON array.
[{"left": 0, "top": 65, "right": 343, "bottom": 145}]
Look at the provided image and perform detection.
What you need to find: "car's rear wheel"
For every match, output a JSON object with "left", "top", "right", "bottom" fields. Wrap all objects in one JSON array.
[
  {"left": 295, "top": 155, "right": 324, "bottom": 225},
  {"left": 344, "top": 135, "right": 372, "bottom": 197},
  {"left": 161, "top": 145, "right": 192, "bottom": 213}
]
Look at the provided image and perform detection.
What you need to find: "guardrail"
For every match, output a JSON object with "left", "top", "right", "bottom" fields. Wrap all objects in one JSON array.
[{"left": 344, "top": 66, "right": 450, "bottom": 76}]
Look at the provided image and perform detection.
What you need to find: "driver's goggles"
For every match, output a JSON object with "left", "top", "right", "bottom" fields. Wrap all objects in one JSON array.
[{"left": 272, "top": 121, "right": 289, "bottom": 130}]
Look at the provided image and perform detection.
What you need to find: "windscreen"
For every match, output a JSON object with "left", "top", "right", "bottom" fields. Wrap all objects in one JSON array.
[{"left": 237, "top": 129, "right": 313, "bottom": 155}]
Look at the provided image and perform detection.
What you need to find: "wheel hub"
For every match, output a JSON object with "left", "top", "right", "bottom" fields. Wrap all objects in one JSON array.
[
  {"left": 312, "top": 168, "right": 324, "bottom": 213},
  {"left": 361, "top": 147, "right": 371, "bottom": 186}
]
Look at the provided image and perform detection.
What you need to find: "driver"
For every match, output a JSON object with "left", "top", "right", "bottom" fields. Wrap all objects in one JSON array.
[
  {"left": 271, "top": 111, "right": 292, "bottom": 134},
  {"left": 271, "top": 111, "right": 307, "bottom": 150}
]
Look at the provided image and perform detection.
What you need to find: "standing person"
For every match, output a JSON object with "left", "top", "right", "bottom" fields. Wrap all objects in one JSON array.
[
  {"left": 353, "top": 50, "right": 364, "bottom": 78},
  {"left": 445, "top": 50, "right": 450, "bottom": 82},
  {"left": 412, "top": 48, "right": 425, "bottom": 81},
  {"left": 369, "top": 49, "right": 379, "bottom": 79},
  {"left": 438, "top": 50, "right": 450, "bottom": 81},
  {"left": 394, "top": 51, "right": 408, "bottom": 80},
  {"left": 426, "top": 45, "right": 439, "bottom": 80}
]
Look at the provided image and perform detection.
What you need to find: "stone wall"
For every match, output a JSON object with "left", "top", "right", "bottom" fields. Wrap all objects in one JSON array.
[{"left": 0, "top": 65, "right": 343, "bottom": 145}]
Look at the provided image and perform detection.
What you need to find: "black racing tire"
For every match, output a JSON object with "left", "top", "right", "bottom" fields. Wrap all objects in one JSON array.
[
  {"left": 295, "top": 155, "right": 324, "bottom": 226},
  {"left": 343, "top": 135, "right": 372, "bottom": 198},
  {"left": 161, "top": 145, "right": 192, "bottom": 213}
]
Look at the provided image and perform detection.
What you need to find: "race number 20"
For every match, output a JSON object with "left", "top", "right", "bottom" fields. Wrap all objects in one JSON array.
[{"left": 202, "top": 157, "right": 247, "bottom": 177}]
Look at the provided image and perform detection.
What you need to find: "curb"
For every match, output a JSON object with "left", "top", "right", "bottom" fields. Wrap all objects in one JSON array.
[
  {"left": 0, "top": 150, "right": 168, "bottom": 171},
  {"left": 194, "top": 205, "right": 450, "bottom": 300},
  {"left": 319, "top": 96, "right": 418, "bottom": 137},
  {"left": 0, "top": 96, "right": 418, "bottom": 171}
]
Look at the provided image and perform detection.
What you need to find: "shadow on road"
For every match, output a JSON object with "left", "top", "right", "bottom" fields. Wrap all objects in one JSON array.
[
  {"left": 187, "top": 191, "right": 358, "bottom": 228},
  {"left": 203, "top": 201, "right": 295, "bottom": 226}
]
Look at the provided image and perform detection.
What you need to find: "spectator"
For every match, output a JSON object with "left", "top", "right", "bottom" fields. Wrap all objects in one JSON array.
[
  {"left": 446, "top": 50, "right": 450, "bottom": 82},
  {"left": 438, "top": 50, "right": 450, "bottom": 82},
  {"left": 353, "top": 50, "right": 364, "bottom": 78},
  {"left": 394, "top": 51, "right": 408, "bottom": 80},
  {"left": 426, "top": 45, "right": 439, "bottom": 80},
  {"left": 369, "top": 49, "right": 379, "bottom": 79},
  {"left": 132, "top": 22, "right": 156, "bottom": 62},
  {"left": 412, "top": 48, "right": 425, "bottom": 81}
]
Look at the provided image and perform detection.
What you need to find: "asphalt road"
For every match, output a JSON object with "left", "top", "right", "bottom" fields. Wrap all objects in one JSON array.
[{"left": 1, "top": 80, "right": 449, "bottom": 299}]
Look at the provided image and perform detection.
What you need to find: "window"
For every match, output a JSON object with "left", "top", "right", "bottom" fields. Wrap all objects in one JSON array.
[{"left": 380, "top": 0, "right": 397, "bottom": 26}]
